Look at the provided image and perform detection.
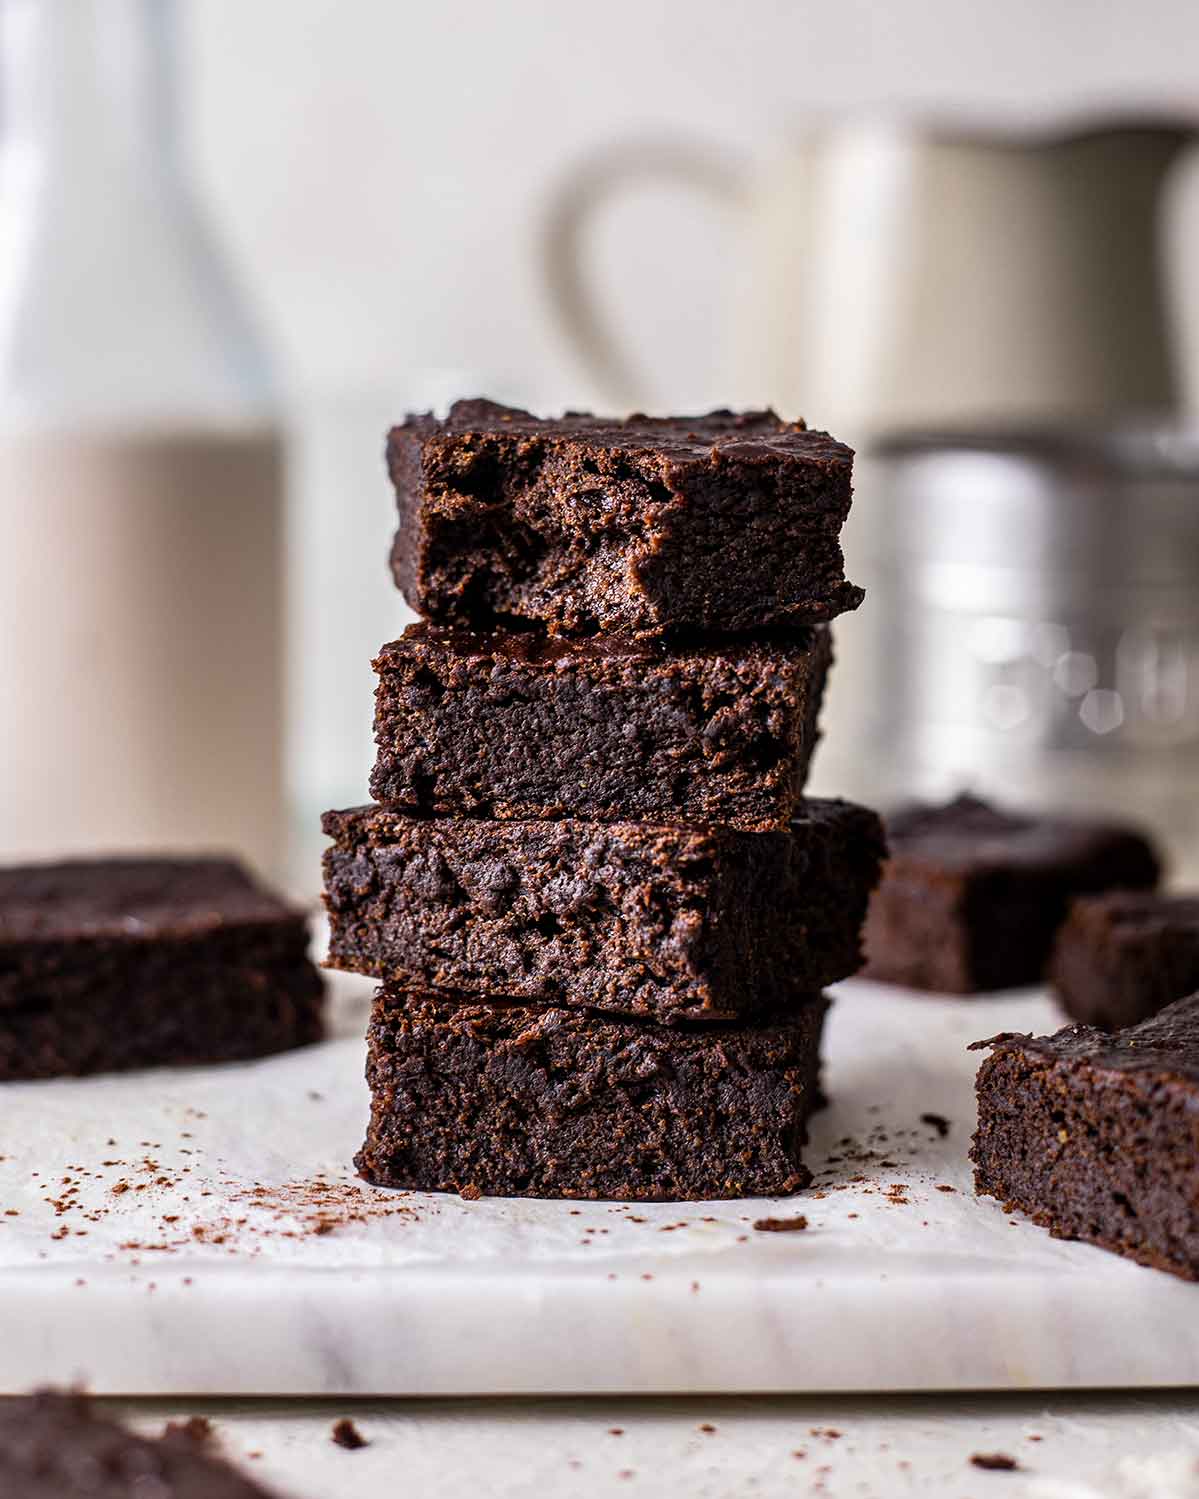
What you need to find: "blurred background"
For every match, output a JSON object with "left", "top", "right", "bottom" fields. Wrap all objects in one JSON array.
[{"left": 3, "top": 0, "right": 1199, "bottom": 891}]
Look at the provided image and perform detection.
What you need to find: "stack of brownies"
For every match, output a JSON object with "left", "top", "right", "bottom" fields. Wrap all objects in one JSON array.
[{"left": 321, "top": 399, "right": 886, "bottom": 1201}]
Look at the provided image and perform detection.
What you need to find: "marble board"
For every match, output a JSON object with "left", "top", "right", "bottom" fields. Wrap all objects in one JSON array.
[{"left": 1, "top": 973, "right": 1196, "bottom": 1396}]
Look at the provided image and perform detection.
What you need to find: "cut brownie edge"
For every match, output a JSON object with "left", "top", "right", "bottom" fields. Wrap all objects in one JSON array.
[
  {"left": 321, "top": 800, "right": 885, "bottom": 1022},
  {"left": 369, "top": 621, "right": 832, "bottom": 830},
  {"left": 356, "top": 987, "right": 829, "bottom": 1202},
  {"left": 971, "top": 999, "right": 1199, "bottom": 1281}
]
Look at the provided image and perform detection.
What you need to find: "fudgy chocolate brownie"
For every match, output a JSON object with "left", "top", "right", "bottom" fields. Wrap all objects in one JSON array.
[
  {"left": 971, "top": 993, "right": 1199, "bottom": 1280},
  {"left": 0, "top": 858, "right": 324, "bottom": 1081},
  {"left": 369, "top": 621, "right": 831, "bottom": 830},
  {"left": 356, "top": 986, "right": 829, "bottom": 1200},
  {"left": 861, "top": 794, "right": 1160, "bottom": 993},
  {"left": 322, "top": 799, "right": 884, "bottom": 1022},
  {"left": 388, "top": 399, "right": 862, "bottom": 637},
  {"left": 1051, "top": 891, "right": 1199, "bottom": 1031},
  {"left": 0, "top": 1390, "right": 284, "bottom": 1497}
]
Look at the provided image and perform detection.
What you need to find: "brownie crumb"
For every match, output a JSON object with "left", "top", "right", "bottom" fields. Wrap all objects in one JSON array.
[
  {"left": 920, "top": 1113, "right": 951, "bottom": 1137},
  {"left": 753, "top": 1215, "right": 809, "bottom": 1233},
  {"left": 970, "top": 1452, "right": 1020, "bottom": 1471},
  {"left": 331, "top": 1418, "right": 368, "bottom": 1450},
  {"left": 698, "top": 1423, "right": 716, "bottom": 1434},
  {"left": 163, "top": 1415, "right": 213, "bottom": 1444},
  {"left": 458, "top": 1183, "right": 482, "bottom": 1201}
]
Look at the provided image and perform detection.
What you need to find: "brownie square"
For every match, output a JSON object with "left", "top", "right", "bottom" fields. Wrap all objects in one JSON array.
[
  {"left": 0, "top": 1390, "right": 282, "bottom": 1497},
  {"left": 1051, "top": 891, "right": 1199, "bottom": 1030},
  {"left": 971, "top": 994, "right": 1199, "bottom": 1281},
  {"left": 322, "top": 799, "right": 884, "bottom": 1023},
  {"left": 356, "top": 986, "right": 829, "bottom": 1200},
  {"left": 0, "top": 858, "right": 324, "bottom": 1080},
  {"left": 369, "top": 621, "right": 831, "bottom": 831},
  {"left": 388, "top": 399, "right": 862, "bottom": 638},
  {"left": 861, "top": 794, "right": 1161, "bottom": 993}
]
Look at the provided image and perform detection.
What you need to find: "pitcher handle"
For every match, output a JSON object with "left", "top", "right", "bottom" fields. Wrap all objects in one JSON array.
[{"left": 541, "top": 139, "right": 748, "bottom": 410}]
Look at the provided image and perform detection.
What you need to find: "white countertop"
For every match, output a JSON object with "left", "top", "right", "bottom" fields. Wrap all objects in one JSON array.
[{"left": 90, "top": 1392, "right": 1199, "bottom": 1499}]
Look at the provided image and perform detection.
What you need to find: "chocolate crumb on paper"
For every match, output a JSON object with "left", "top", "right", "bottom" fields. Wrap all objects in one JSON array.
[
  {"left": 752, "top": 1215, "right": 809, "bottom": 1233},
  {"left": 920, "top": 1113, "right": 951, "bottom": 1137},
  {"left": 970, "top": 1451, "right": 1020, "bottom": 1471},
  {"left": 331, "top": 1418, "right": 368, "bottom": 1450},
  {"left": 163, "top": 1415, "right": 213, "bottom": 1444}
]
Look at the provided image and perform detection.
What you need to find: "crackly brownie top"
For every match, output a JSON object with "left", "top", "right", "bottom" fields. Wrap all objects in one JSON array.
[
  {"left": 884, "top": 794, "right": 1160, "bottom": 877},
  {"left": 0, "top": 1390, "right": 279, "bottom": 1497},
  {"left": 972, "top": 992, "right": 1199, "bottom": 1083},
  {"left": 1064, "top": 889, "right": 1199, "bottom": 939},
  {"left": 0, "top": 858, "right": 302, "bottom": 942},
  {"left": 377, "top": 619, "right": 826, "bottom": 670},
  {"left": 393, "top": 398, "right": 852, "bottom": 472}
]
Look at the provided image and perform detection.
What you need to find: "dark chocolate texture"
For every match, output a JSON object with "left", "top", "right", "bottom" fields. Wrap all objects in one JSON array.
[
  {"left": 356, "top": 986, "right": 829, "bottom": 1200},
  {"left": 369, "top": 621, "right": 831, "bottom": 831},
  {"left": 388, "top": 399, "right": 862, "bottom": 638},
  {"left": 971, "top": 993, "right": 1199, "bottom": 1280},
  {"left": 322, "top": 799, "right": 885, "bottom": 1022},
  {"left": 0, "top": 858, "right": 324, "bottom": 1080},
  {"left": 862, "top": 794, "right": 1161, "bottom": 993}
]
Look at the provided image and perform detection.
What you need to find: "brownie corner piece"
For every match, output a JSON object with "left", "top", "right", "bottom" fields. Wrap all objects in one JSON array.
[
  {"left": 387, "top": 398, "right": 861, "bottom": 637},
  {"left": 861, "top": 793, "right": 1161, "bottom": 993},
  {"left": 1050, "top": 890, "right": 1199, "bottom": 1031},
  {"left": 356, "top": 986, "right": 830, "bottom": 1201},
  {"left": 0, "top": 857, "right": 325, "bottom": 1080},
  {"left": 970, "top": 994, "right": 1199, "bottom": 1280},
  {"left": 369, "top": 621, "right": 832, "bottom": 829},
  {"left": 0, "top": 1388, "right": 283, "bottom": 1496}
]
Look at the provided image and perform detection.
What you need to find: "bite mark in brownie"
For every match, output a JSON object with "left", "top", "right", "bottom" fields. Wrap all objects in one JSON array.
[
  {"left": 971, "top": 993, "right": 1199, "bottom": 1280},
  {"left": 0, "top": 1390, "right": 284, "bottom": 1497},
  {"left": 0, "top": 858, "right": 324, "bottom": 1080},
  {"left": 388, "top": 399, "right": 862, "bottom": 637},
  {"left": 322, "top": 800, "right": 885, "bottom": 1022},
  {"left": 369, "top": 621, "right": 831, "bottom": 831},
  {"left": 356, "top": 987, "right": 829, "bottom": 1200},
  {"left": 1051, "top": 890, "right": 1199, "bottom": 1031},
  {"left": 862, "top": 794, "right": 1161, "bottom": 993}
]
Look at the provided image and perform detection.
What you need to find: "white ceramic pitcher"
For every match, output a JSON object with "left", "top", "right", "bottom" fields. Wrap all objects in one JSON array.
[{"left": 543, "top": 119, "right": 1195, "bottom": 441}]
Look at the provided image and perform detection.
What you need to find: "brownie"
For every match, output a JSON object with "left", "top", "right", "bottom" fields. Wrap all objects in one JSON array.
[
  {"left": 1051, "top": 891, "right": 1199, "bottom": 1031},
  {"left": 356, "top": 986, "right": 829, "bottom": 1200},
  {"left": 0, "top": 1390, "right": 283, "bottom": 1497},
  {"left": 861, "top": 794, "right": 1161, "bottom": 993},
  {"left": 322, "top": 799, "right": 884, "bottom": 1022},
  {"left": 0, "top": 858, "right": 324, "bottom": 1081},
  {"left": 369, "top": 621, "right": 831, "bottom": 831},
  {"left": 971, "top": 993, "right": 1199, "bottom": 1280},
  {"left": 388, "top": 398, "right": 862, "bottom": 638}
]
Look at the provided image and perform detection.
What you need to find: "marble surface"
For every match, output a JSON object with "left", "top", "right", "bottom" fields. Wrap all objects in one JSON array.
[
  {"left": 46, "top": 1394, "right": 1199, "bottom": 1498},
  {"left": 1, "top": 974, "right": 1197, "bottom": 1396}
]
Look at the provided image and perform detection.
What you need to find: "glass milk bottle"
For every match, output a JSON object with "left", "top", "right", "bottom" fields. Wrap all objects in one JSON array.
[{"left": 0, "top": 0, "right": 285, "bottom": 878}]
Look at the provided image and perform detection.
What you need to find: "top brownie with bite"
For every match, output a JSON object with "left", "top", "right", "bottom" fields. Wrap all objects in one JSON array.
[{"left": 388, "top": 399, "right": 862, "bottom": 638}]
